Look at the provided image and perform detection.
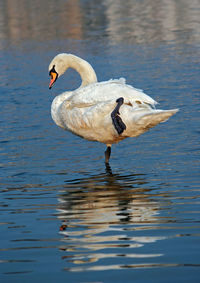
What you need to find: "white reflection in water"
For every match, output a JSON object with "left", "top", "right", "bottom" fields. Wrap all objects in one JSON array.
[{"left": 56, "top": 166, "right": 168, "bottom": 269}]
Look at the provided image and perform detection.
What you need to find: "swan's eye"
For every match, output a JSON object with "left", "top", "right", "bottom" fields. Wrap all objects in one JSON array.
[{"left": 49, "top": 65, "right": 56, "bottom": 76}]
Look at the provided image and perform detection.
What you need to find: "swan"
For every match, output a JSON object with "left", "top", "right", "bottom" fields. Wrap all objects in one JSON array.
[{"left": 48, "top": 53, "right": 178, "bottom": 163}]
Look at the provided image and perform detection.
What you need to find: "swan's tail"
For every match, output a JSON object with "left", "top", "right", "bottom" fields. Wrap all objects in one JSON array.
[
  {"left": 138, "top": 108, "right": 179, "bottom": 126},
  {"left": 124, "top": 108, "right": 179, "bottom": 137}
]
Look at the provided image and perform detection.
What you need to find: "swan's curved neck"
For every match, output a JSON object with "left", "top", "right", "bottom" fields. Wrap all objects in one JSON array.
[{"left": 61, "top": 54, "right": 97, "bottom": 87}]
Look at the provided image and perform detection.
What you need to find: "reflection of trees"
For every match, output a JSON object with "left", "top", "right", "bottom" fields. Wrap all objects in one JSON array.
[
  {"left": 104, "top": 0, "right": 200, "bottom": 44},
  {"left": 0, "top": 0, "right": 199, "bottom": 45},
  {"left": 56, "top": 166, "right": 166, "bottom": 270},
  {"left": 0, "top": 0, "right": 84, "bottom": 42}
]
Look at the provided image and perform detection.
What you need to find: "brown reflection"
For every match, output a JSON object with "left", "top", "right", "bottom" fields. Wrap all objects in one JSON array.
[
  {"left": 0, "top": 0, "right": 199, "bottom": 46},
  {"left": 0, "top": 0, "right": 84, "bottom": 43},
  {"left": 104, "top": 0, "right": 200, "bottom": 44},
  {"left": 57, "top": 166, "right": 167, "bottom": 267}
]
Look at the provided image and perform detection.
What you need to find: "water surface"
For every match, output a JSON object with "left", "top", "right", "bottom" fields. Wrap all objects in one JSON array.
[{"left": 0, "top": 1, "right": 200, "bottom": 282}]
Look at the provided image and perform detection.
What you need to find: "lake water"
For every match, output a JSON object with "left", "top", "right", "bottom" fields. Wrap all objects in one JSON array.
[{"left": 0, "top": 0, "right": 200, "bottom": 282}]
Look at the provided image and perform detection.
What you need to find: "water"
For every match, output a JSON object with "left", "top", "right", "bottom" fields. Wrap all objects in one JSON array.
[{"left": 0, "top": 0, "right": 200, "bottom": 282}]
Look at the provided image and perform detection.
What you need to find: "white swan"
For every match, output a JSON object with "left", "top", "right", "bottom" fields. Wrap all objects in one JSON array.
[{"left": 48, "top": 53, "right": 178, "bottom": 163}]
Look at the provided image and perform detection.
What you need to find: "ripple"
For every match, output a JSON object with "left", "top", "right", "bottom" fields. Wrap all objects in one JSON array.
[
  {"left": 3, "top": 270, "right": 32, "bottom": 275},
  {"left": 64, "top": 263, "right": 200, "bottom": 272},
  {"left": 0, "top": 3, "right": 200, "bottom": 280}
]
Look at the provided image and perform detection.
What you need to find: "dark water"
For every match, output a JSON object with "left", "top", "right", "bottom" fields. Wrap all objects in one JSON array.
[{"left": 0, "top": 1, "right": 200, "bottom": 282}]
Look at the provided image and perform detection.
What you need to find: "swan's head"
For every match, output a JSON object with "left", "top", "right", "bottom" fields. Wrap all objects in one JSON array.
[
  {"left": 49, "top": 53, "right": 97, "bottom": 89},
  {"left": 48, "top": 53, "right": 69, "bottom": 89}
]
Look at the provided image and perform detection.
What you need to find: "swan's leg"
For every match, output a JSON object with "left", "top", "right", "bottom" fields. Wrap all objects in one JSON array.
[
  {"left": 105, "top": 146, "right": 111, "bottom": 164},
  {"left": 111, "top": 97, "right": 126, "bottom": 135}
]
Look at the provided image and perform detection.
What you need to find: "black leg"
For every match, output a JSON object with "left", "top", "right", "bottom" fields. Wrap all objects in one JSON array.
[
  {"left": 105, "top": 146, "right": 111, "bottom": 164},
  {"left": 105, "top": 162, "right": 113, "bottom": 175},
  {"left": 111, "top": 97, "right": 126, "bottom": 135}
]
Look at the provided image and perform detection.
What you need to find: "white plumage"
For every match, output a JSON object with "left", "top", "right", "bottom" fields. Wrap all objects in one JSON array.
[{"left": 48, "top": 53, "right": 178, "bottom": 163}]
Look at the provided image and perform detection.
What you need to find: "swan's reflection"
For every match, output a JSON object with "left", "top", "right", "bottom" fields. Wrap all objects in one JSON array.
[{"left": 57, "top": 166, "right": 166, "bottom": 271}]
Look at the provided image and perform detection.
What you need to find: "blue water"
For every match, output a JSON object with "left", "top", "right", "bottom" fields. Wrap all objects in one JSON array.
[{"left": 0, "top": 1, "right": 200, "bottom": 282}]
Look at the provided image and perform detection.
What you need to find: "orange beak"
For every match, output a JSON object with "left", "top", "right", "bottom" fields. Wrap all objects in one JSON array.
[{"left": 49, "top": 71, "right": 58, "bottom": 89}]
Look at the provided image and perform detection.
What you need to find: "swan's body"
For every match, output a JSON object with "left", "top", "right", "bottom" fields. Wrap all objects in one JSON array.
[{"left": 49, "top": 53, "right": 178, "bottom": 163}]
